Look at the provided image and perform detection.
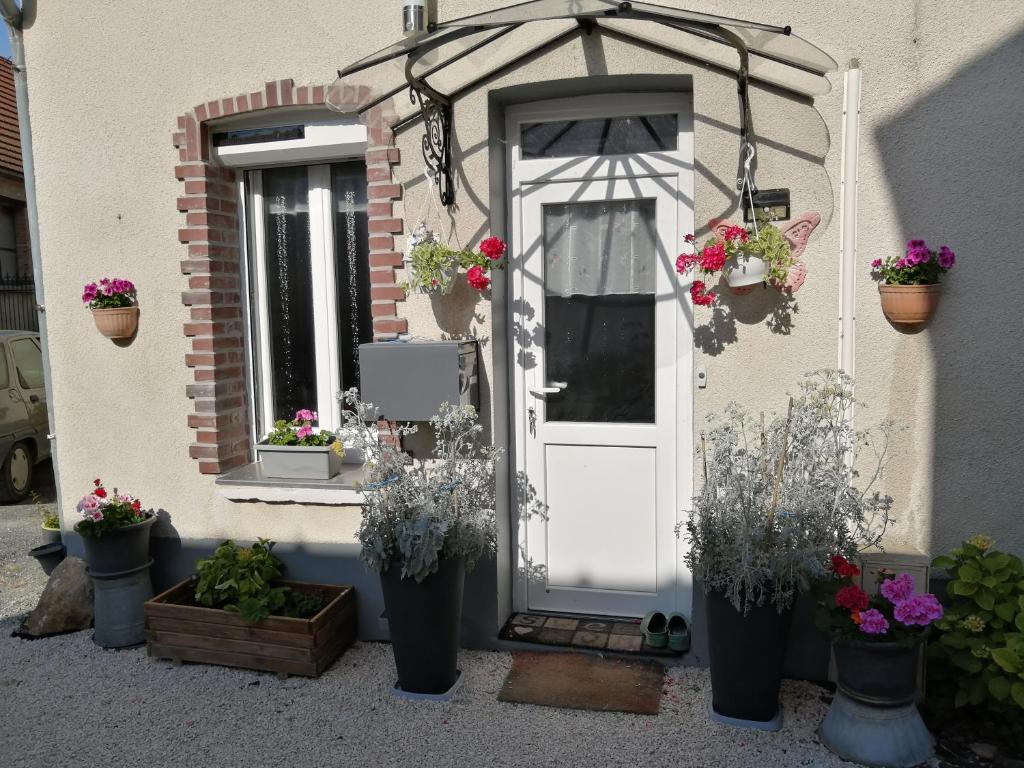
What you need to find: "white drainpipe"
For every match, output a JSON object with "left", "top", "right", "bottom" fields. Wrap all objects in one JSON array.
[
  {"left": 1, "top": 1, "right": 66, "bottom": 528},
  {"left": 838, "top": 61, "right": 862, "bottom": 378}
]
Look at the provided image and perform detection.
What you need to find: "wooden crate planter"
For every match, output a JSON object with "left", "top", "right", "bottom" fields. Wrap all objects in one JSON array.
[{"left": 145, "top": 579, "right": 356, "bottom": 678}]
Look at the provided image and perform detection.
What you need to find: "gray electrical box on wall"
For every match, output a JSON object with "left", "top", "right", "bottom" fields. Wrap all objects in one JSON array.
[{"left": 358, "top": 340, "right": 480, "bottom": 421}]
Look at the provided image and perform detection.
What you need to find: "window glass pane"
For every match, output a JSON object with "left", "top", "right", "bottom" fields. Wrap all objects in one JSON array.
[
  {"left": 11, "top": 337, "right": 43, "bottom": 389},
  {"left": 261, "top": 166, "right": 317, "bottom": 422},
  {"left": 543, "top": 199, "right": 656, "bottom": 423},
  {"left": 0, "top": 344, "right": 9, "bottom": 389},
  {"left": 331, "top": 162, "right": 373, "bottom": 397},
  {"left": 522, "top": 114, "right": 676, "bottom": 159}
]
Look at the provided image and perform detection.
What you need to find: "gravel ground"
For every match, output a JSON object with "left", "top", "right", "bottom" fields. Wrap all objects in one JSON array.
[
  {"left": 0, "top": 463, "right": 855, "bottom": 768},
  {"left": 0, "top": 460, "right": 56, "bottom": 621},
  {"left": 0, "top": 632, "right": 852, "bottom": 768}
]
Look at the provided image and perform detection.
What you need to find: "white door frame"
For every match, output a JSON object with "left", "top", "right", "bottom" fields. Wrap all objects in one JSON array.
[{"left": 506, "top": 92, "right": 695, "bottom": 617}]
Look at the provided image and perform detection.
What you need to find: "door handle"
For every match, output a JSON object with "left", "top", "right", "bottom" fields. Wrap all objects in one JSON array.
[
  {"left": 529, "top": 387, "right": 561, "bottom": 396},
  {"left": 528, "top": 382, "right": 569, "bottom": 397},
  {"left": 29, "top": 394, "right": 39, "bottom": 404}
]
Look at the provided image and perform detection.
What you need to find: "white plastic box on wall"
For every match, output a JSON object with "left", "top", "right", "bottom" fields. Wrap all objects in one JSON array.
[{"left": 856, "top": 546, "right": 932, "bottom": 596}]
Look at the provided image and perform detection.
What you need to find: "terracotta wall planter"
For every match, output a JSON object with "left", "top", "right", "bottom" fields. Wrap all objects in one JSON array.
[
  {"left": 92, "top": 306, "right": 139, "bottom": 339},
  {"left": 878, "top": 283, "right": 941, "bottom": 325}
]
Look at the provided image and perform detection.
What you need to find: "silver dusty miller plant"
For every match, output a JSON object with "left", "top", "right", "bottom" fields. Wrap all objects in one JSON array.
[
  {"left": 684, "top": 369, "right": 895, "bottom": 613},
  {"left": 341, "top": 389, "right": 501, "bottom": 583}
]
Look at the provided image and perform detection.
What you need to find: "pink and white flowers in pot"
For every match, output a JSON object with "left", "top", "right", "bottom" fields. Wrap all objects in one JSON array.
[
  {"left": 74, "top": 478, "right": 152, "bottom": 538},
  {"left": 257, "top": 408, "right": 344, "bottom": 480},
  {"left": 82, "top": 277, "right": 139, "bottom": 338}
]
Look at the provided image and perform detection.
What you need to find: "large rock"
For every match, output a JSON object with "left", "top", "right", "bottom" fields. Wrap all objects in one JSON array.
[{"left": 21, "top": 556, "right": 93, "bottom": 637}]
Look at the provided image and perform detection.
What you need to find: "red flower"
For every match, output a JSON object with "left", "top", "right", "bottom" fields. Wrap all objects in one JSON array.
[
  {"left": 94, "top": 486, "right": 107, "bottom": 498},
  {"left": 831, "top": 555, "right": 861, "bottom": 578},
  {"left": 466, "top": 265, "right": 491, "bottom": 291},
  {"left": 131, "top": 500, "right": 141, "bottom": 511},
  {"left": 835, "top": 585, "right": 869, "bottom": 612},
  {"left": 689, "top": 281, "right": 717, "bottom": 307},
  {"left": 675, "top": 252, "right": 699, "bottom": 274},
  {"left": 723, "top": 225, "right": 749, "bottom": 243},
  {"left": 699, "top": 242, "right": 727, "bottom": 273},
  {"left": 683, "top": 233, "right": 695, "bottom": 243},
  {"left": 93, "top": 478, "right": 101, "bottom": 487},
  {"left": 478, "top": 236, "right": 507, "bottom": 261}
]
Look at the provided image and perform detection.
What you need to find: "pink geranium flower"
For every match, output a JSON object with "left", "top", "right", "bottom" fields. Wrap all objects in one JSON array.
[
  {"left": 466, "top": 265, "right": 491, "bottom": 291},
  {"left": 858, "top": 609, "right": 890, "bottom": 635},
  {"left": 294, "top": 409, "right": 317, "bottom": 423},
  {"left": 880, "top": 572, "right": 915, "bottom": 604},
  {"left": 296, "top": 425, "right": 314, "bottom": 440},
  {"left": 894, "top": 594, "right": 944, "bottom": 626},
  {"left": 478, "top": 236, "right": 507, "bottom": 261}
]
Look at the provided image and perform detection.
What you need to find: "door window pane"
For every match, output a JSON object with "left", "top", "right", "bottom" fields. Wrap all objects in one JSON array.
[
  {"left": 543, "top": 199, "right": 656, "bottom": 423},
  {"left": 11, "top": 337, "right": 43, "bottom": 389},
  {"left": 332, "top": 163, "right": 373, "bottom": 398},
  {"left": 0, "top": 343, "right": 9, "bottom": 389},
  {"left": 261, "top": 166, "right": 317, "bottom": 422},
  {"left": 522, "top": 114, "right": 676, "bottom": 159}
]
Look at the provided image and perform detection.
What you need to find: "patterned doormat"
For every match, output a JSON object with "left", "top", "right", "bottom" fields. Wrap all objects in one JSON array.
[
  {"left": 498, "top": 650, "right": 664, "bottom": 714},
  {"left": 499, "top": 612, "right": 681, "bottom": 656}
]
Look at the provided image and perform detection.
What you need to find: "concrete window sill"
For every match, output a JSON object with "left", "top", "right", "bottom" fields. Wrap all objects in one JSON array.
[{"left": 215, "top": 462, "right": 367, "bottom": 506}]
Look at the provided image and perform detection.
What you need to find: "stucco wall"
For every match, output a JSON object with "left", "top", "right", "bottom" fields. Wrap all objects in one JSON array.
[{"left": 21, "top": 0, "right": 1024, "bottom": 603}]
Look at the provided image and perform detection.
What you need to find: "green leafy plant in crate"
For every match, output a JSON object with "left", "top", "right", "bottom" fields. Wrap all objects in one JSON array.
[
  {"left": 928, "top": 535, "right": 1024, "bottom": 749},
  {"left": 194, "top": 539, "right": 323, "bottom": 623}
]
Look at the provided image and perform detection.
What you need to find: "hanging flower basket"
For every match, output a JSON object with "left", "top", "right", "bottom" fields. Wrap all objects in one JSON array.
[
  {"left": 91, "top": 306, "right": 140, "bottom": 339},
  {"left": 83, "top": 277, "right": 138, "bottom": 339},
  {"left": 724, "top": 251, "right": 768, "bottom": 288},
  {"left": 871, "top": 240, "right": 955, "bottom": 327},
  {"left": 877, "top": 283, "right": 942, "bottom": 325}
]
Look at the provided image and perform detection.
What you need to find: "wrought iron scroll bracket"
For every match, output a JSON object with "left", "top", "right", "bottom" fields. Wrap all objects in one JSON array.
[{"left": 408, "top": 84, "right": 454, "bottom": 207}]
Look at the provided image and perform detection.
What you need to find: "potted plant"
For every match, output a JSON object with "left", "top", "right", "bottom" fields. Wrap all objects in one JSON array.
[
  {"left": 82, "top": 277, "right": 138, "bottom": 338},
  {"left": 145, "top": 539, "right": 356, "bottom": 677},
  {"left": 684, "top": 370, "right": 894, "bottom": 729},
  {"left": 871, "top": 239, "right": 956, "bottom": 325},
  {"left": 676, "top": 223, "right": 794, "bottom": 302},
  {"left": 405, "top": 232, "right": 506, "bottom": 295},
  {"left": 342, "top": 389, "right": 500, "bottom": 697},
  {"left": 75, "top": 478, "right": 157, "bottom": 647},
  {"left": 815, "top": 561, "right": 943, "bottom": 765},
  {"left": 40, "top": 508, "right": 60, "bottom": 544},
  {"left": 256, "top": 408, "right": 344, "bottom": 480}
]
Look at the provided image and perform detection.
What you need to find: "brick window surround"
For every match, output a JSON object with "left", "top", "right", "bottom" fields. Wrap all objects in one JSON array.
[{"left": 173, "top": 79, "right": 406, "bottom": 474}]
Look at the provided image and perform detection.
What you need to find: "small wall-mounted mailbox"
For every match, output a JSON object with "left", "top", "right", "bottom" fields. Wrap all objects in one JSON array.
[{"left": 358, "top": 339, "right": 479, "bottom": 421}]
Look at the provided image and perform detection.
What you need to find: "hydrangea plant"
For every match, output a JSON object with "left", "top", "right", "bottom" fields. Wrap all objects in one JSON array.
[
  {"left": 341, "top": 389, "right": 501, "bottom": 582},
  {"left": 684, "top": 370, "right": 895, "bottom": 613},
  {"left": 928, "top": 536, "right": 1024, "bottom": 711}
]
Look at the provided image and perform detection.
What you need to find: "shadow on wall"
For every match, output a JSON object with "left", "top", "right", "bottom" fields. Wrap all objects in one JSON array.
[{"left": 875, "top": 28, "right": 1024, "bottom": 556}]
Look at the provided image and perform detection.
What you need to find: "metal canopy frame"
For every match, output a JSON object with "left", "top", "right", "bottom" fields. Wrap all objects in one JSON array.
[{"left": 336, "top": 1, "right": 837, "bottom": 208}]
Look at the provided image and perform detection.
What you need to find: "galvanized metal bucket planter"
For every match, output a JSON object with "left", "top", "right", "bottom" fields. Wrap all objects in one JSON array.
[
  {"left": 76, "top": 514, "right": 157, "bottom": 648},
  {"left": 256, "top": 439, "right": 343, "bottom": 480},
  {"left": 820, "top": 636, "right": 934, "bottom": 767}
]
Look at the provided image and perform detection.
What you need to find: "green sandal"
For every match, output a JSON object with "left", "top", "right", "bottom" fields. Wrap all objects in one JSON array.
[
  {"left": 641, "top": 610, "right": 668, "bottom": 648},
  {"left": 666, "top": 612, "right": 691, "bottom": 653}
]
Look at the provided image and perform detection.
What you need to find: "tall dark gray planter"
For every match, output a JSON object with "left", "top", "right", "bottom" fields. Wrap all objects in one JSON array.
[
  {"left": 76, "top": 515, "right": 156, "bottom": 648},
  {"left": 380, "top": 557, "right": 465, "bottom": 695},
  {"left": 705, "top": 589, "right": 794, "bottom": 729}
]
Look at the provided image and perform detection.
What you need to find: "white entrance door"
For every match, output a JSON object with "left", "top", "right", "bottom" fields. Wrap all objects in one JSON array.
[{"left": 509, "top": 94, "right": 694, "bottom": 618}]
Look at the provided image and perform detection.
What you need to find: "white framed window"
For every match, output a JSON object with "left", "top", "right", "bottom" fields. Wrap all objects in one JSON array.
[{"left": 243, "top": 162, "right": 372, "bottom": 438}]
